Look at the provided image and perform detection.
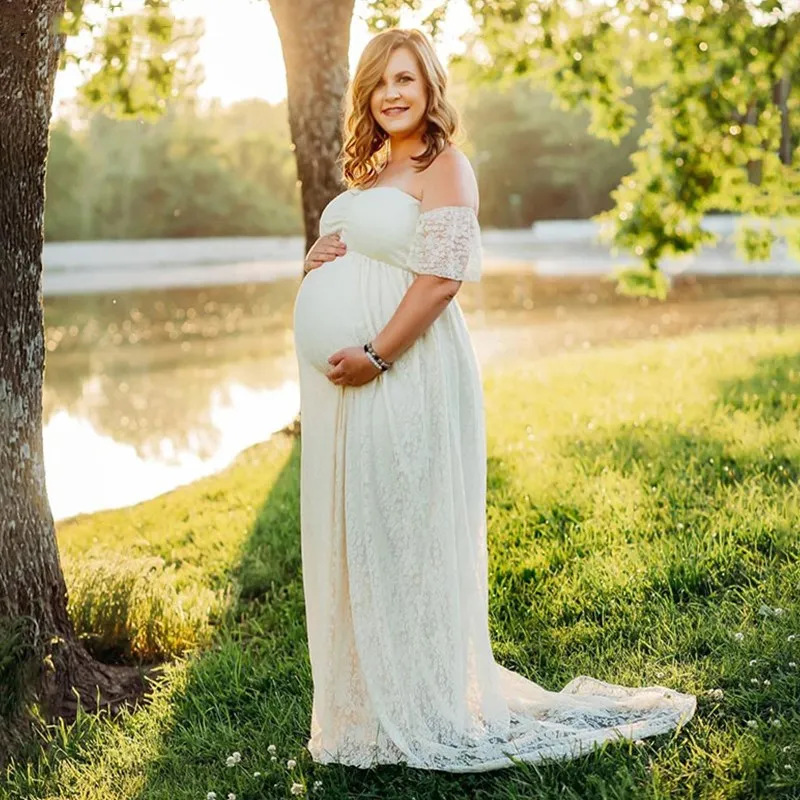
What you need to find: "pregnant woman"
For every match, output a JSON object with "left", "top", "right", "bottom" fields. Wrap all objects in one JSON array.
[{"left": 292, "top": 28, "right": 695, "bottom": 772}]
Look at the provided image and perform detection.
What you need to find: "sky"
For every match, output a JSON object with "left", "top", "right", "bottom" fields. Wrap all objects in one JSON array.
[{"left": 53, "top": 0, "right": 476, "bottom": 111}]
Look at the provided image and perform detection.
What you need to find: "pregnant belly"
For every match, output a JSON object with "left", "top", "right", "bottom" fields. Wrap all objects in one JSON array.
[{"left": 293, "top": 254, "right": 369, "bottom": 374}]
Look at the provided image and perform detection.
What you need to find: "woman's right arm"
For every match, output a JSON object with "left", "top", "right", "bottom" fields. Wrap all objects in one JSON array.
[{"left": 303, "top": 232, "right": 347, "bottom": 275}]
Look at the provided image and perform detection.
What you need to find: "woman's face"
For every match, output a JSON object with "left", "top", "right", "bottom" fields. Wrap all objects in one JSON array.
[{"left": 369, "top": 46, "right": 428, "bottom": 138}]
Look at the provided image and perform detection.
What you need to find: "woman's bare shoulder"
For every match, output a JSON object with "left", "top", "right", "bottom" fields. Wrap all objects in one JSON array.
[{"left": 420, "top": 145, "right": 478, "bottom": 211}]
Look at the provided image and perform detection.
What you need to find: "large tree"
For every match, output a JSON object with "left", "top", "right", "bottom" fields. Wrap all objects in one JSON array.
[
  {"left": 0, "top": 0, "right": 151, "bottom": 762},
  {"left": 269, "top": 0, "right": 355, "bottom": 253}
]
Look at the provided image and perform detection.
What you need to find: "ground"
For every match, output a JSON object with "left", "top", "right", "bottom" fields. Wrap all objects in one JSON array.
[{"left": 2, "top": 325, "right": 799, "bottom": 800}]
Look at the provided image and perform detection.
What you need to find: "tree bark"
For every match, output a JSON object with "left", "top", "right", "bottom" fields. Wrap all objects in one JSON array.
[
  {"left": 269, "top": 0, "right": 355, "bottom": 256},
  {"left": 0, "top": 2, "right": 148, "bottom": 764},
  {"left": 775, "top": 76, "right": 792, "bottom": 166}
]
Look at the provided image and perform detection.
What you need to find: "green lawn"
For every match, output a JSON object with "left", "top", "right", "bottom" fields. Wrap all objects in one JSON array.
[{"left": 3, "top": 326, "right": 800, "bottom": 800}]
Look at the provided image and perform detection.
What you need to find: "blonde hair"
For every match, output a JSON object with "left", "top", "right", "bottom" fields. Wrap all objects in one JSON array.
[{"left": 341, "top": 28, "right": 460, "bottom": 188}]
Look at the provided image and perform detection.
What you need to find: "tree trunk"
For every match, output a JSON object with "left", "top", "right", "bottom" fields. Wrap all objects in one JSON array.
[
  {"left": 269, "top": 0, "right": 355, "bottom": 257},
  {"left": 775, "top": 76, "right": 792, "bottom": 166},
  {"left": 0, "top": 2, "right": 148, "bottom": 764}
]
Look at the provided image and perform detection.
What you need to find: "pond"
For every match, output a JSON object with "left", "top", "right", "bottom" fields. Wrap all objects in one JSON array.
[{"left": 43, "top": 267, "right": 800, "bottom": 521}]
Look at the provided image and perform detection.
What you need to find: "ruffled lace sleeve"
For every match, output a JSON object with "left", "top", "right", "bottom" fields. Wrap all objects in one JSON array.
[{"left": 405, "top": 206, "right": 482, "bottom": 282}]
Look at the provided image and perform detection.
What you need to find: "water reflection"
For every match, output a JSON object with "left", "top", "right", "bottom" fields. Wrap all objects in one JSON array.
[
  {"left": 44, "top": 273, "right": 798, "bottom": 521},
  {"left": 45, "top": 381, "right": 298, "bottom": 520}
]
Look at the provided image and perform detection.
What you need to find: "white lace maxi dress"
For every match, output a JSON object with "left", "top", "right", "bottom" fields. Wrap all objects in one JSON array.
[{"left": 291, "top": 186, "right": 696, "bottom": 773}]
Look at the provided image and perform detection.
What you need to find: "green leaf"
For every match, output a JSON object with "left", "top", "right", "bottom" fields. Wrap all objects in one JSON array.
[
  {"left": 735, "top": 223, "right": 778, "bottom": 262},
  {"left": 613, "top": 266, "right": 671, "bottom": 300}
]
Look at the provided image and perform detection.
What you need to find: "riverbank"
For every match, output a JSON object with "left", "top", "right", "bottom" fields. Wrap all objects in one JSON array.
[{"left": 4, "top": 326, "right": 799, "bottom": 799}]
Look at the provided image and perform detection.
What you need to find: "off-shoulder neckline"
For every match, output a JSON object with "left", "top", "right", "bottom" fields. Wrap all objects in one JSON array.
[
  {"left": 352, "top": 185, "right": 421, "bottom": 204},
  {"left": 351, "top": 186, "right": 478, "bottom": 216}
]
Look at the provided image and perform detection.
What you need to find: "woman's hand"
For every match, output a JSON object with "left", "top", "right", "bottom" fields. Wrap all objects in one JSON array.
[
  {"left": 304, "top": 232, "right": 347, "bottom": 273},
  {"left": 326, "top": 346, "right": 382, "bottom": 387}
]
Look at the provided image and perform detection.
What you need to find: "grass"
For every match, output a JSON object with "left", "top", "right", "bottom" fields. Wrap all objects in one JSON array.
[
  {"left": 2, "top": 325, "right": 800, "bottom": 799},
  {"left": 64, "top": 551, "right": 225, "bottom": 662}
]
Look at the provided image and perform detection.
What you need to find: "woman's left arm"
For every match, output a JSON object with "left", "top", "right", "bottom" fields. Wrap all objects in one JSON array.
[
  {"left": 326, "top": 150, "right": 479, "bottom": 386},
  {"left": 326, "top": 274, "right": 460, "bottom": 386},
  {"left": 370, "top": 274, "right": 460, "bottom": 363}
]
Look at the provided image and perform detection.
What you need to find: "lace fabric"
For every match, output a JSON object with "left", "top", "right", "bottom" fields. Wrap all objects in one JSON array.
[
  {"left": 405, "top": 205, "right": 482, "bottom": 282},
  {"left": 293, "top": 186, "right": 696, "bottom": 774}
]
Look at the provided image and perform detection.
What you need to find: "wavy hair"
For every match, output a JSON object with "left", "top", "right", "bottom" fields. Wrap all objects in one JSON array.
[{"left": 341, "top": 29, "right": 461, "bottom": 188}]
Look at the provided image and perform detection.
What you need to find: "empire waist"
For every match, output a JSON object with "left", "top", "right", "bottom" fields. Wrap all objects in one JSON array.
[{"left": 292, "top": 252, "right": 414, "bottom": 375}]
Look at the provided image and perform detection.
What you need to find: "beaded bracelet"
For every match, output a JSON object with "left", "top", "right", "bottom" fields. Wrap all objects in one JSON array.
[
  {"left": 364, "top": 342, "right": 392, "bottom": 371},
  {"left": 364, "top": 349, "right": 384, "bottom": 372}
]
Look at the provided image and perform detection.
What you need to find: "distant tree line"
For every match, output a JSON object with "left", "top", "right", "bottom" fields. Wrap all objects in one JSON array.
[
  {"left": 457, "top": 79, "right": 648, "bottom": 228},
  {"left": 44, "top": 80, "right": 646, "bottom": 241},
  {"left": 45, "top": 98, "right": 301, "bottom": 241}
]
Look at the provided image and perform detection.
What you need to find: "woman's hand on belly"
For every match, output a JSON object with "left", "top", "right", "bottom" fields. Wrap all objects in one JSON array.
[
  {"left": 326, "top": 346, "right": 382, "bottom": 387},
  {"left": 304, "top": 232, "right": 347, "bottom": 274}
]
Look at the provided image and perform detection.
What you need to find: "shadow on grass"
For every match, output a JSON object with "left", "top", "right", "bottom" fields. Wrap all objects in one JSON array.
[
  {"left": 717, "top": 351, "right": 800, "bottom": 424},
  {"left": 482, "top": 348, "right": 800, "bottom": 705},
  {"left": 554, "top": 424, "right": 792, "bottom": 601}
]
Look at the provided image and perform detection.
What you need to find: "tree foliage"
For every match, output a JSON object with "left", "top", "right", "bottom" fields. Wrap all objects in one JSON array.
[
  {"left": 46, "top": 101, "right": 301, "bottom": 240},
  {"left": 60, "top": 0, "right": 180, "bottom": 118},
  {"left": 50, "top": 11, "right": 300, "bottom": 241},
  {"left": 460, "top": 0, "right": 800, "bottom": 296}
]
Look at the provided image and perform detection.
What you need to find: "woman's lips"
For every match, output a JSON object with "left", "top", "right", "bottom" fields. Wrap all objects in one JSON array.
[{"left": 383, "top": 107, "right": 409, "bottom": 116}]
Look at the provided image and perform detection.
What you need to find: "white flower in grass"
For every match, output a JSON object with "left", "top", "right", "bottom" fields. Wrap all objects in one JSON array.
[
  {"left": 749, "top": 659, "right": 758, "bottom": 667},
  {"left": 772, "top": 719, "right": 782, "bottom": 728},
  {"left": 789, "top": 662, "right": 797, "bottom": 668},
  {"left": 751, "top": 678, "right": 760, "bottom": 684},
  {"left": 747, "top": 720, "right": 758, "bottom": 728},
  {"left": 271, "top": 756, "right": 277, "bottom": 763},
  {"left": 784, "top": 746, "right": 792, "bottom": 753},
  {"left": 268, "top": 744, "right": 277, "bottom": 755},
  {"left": 207, "top": 793, "right": 217, "bottom": 800},
  {"left": 785, "top": 764, "right": 793, "bottom": 771},
  {"left": 253, "top": 771, "right": 261, "bottom": 777},
  {"left": 759, "top": 605, "right": 773, "bottom": 617},
  {"left": 733, "top": 632, "right": 744, "bottom": 642},
  {"left": 706, "top": 688, "right": 724, "bottom": 700},
  {"left": 774, "top": 608, "right": 786, "bottom": 617},
  {"left": 656, "top": 672, "right": 665, "bottom": 679},
  {"left": 228, "top": 794, "right": 237, "bottom": 800},
  {"left": 764, "top": 679, "right": 771, "bottom": 686},
  {"left": 226, "top": 757, "right": 237, "bottom": 768},
  {"left": 287, "top": 759, "right": 297, "bottom": 769},
  {"left": 633, "top": 739, "right": 645, "bottom": 747},
  {"left": 788, "top": 634, "right": 797, "bottom": 642},
  {"left": 313, "top": 780, "right": 323, "bottom": 790},
  {"left": 291, "top": 782, "right": 306, "bottom": 795}
]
